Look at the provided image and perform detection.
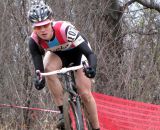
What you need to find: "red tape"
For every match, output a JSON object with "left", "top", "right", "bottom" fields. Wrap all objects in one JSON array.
[{"left": 0, "top": 104, "right": 60, "bottom": 113}]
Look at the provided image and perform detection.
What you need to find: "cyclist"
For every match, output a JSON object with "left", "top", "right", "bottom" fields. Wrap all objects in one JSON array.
[{"left": 27, "top": 2, "right": 100, "bottom": 130}]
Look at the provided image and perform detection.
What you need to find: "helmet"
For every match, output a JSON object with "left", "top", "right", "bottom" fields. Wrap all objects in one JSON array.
[
  {"left": 28, "top": 4, "right": 52, "bottom": 23},
  {"left": 30, "top": 0, "right": 45, "bottom": 6}
]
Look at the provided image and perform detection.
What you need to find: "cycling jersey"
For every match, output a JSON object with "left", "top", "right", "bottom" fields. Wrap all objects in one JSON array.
[
  {"left": 28, "top": 21, "right": 97, "bottom": 73},
  {"left": 31, "top": 21, "right": 84, "bottom": 51}
]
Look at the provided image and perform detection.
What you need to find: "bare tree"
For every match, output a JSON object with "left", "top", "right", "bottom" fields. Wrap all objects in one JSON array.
[{"left": 1, "top": 0, "right": 160, "bottom": 129}]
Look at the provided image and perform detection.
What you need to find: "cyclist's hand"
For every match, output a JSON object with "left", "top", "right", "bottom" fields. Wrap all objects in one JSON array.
[
  {"left": 34, "top": 70, "right": 45, "bottom": 90},
  {"left": 84, "top": 67, "right": 96, "bottom": 78}
]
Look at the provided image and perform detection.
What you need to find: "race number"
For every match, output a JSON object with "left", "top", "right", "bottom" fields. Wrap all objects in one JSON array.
[{"left": 67, "top": 26, "right": 79, "bottom": 42}]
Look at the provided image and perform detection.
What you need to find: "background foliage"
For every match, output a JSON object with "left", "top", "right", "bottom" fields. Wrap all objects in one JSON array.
[{"left": 1, "top": 0, "right": 160, "bottom": 129}]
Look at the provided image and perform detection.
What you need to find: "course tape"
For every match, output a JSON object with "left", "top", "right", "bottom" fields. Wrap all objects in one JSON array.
[
  {"left": 0, "top": 104, "right": 60, "bottom": 113},
  {"left": 2, "top": 92, "right": 160, "bottom": 130},
  {"left": 92, "top": 92, "right": 160, "bottom": 130}
]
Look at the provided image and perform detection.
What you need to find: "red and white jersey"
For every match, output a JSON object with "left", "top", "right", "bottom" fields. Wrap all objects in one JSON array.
[{"left": 31, "top": 21, "right": 85, "bottom": 52}]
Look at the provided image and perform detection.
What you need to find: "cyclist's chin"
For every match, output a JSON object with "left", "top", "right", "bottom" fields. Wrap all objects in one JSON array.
[{"left": 39, "top": 34, "right": 50, "bottom": 40}]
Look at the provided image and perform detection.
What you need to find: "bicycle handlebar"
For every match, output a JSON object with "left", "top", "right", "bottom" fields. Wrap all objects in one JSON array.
[
  {"left": 36, "top": 62, "right": 95, "bottom": 83},
  {"left": 39, "top": 65, "right": 83, "bottom": 76}
]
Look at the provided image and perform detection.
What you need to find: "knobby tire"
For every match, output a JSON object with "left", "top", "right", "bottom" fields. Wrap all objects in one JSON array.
[{"left": 63, "top": 92, "right": 84, "bottom": 130}]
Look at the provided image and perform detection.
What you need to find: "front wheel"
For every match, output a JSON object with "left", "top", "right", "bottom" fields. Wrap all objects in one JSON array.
[{"left": 63, "top": 92, "right": 84, "bottom": 130}]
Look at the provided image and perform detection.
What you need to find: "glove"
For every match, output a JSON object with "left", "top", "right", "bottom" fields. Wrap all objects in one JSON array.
[
  {"left": 34, "top": 70, "right": 45, "bottom": 90},
  {"left": 34, "top": 77, "right": 45, "bottom": 90},
  {"left": 84, "top": 67, "right": 96, "bottom": 78}
]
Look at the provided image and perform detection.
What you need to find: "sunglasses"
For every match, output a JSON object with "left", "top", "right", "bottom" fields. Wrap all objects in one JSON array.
[{"left": 33, "top": 23, "right": 51, "bottom": 30}]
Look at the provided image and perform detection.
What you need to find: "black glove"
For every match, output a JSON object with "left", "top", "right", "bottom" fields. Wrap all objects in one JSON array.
[
  {"left": 34, "top": 70, "right": 45, "bottom": 90},
  {"left": 84, "top": 67, "right": 96, "bottom": 78},
  {"left": 34, "top": 77, "right": 45, "bottom": 90}
]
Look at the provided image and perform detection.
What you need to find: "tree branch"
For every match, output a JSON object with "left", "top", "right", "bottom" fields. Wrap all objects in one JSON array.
[
  {"left": 117, "top": 29, "right": 159, "bottom": 40},
  {"left": 136, "top": 0, "right": 160, "bottom": 13},
  {"left": 122, "top": 0, "right": 160, "bottom": 13},
  {"left": 121, "top": 0, "right": 136, "bottom": 11}
]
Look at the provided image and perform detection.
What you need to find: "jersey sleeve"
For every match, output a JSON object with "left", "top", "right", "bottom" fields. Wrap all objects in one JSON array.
[
  {"left": 65, "top": 24, "right": 97, "bottom": 69},
  {"left": 28, "top": 37, "right": 45, "bottom": 73},
  {"left": 66, "top": 26, "right": 85, "bottom": 47},
  {"left": 75, "top": 33, "right": 97, "bottom": 70}
]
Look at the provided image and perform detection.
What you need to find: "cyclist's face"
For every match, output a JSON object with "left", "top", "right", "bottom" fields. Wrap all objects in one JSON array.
[{"left": 34, "top": 22, "right": 53, "bottom": 40}]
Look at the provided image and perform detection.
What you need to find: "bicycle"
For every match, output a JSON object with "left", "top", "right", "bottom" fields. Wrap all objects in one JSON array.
[{"left": 36, "top": 62, "right": 92, "bottom": 130}]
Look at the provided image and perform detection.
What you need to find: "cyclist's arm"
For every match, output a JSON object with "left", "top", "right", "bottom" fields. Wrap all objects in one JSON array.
[
  {"left": 28, "top": 38, "right": 45, "bottom": 73},
  {"left": 75, "top": 34, "right": 97, "bottom": 69},
  {"left": 65, "top": 26, "right": 97, "bottom": 69}
]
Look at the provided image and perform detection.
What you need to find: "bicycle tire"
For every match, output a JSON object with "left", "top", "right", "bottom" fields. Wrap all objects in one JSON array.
[{"left": 63, "top": 92, "right": 84, "bottom": 130}]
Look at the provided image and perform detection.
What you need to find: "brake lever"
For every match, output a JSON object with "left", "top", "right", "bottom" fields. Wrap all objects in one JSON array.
[
  {"left": 82, "top": 61, "right": 88, "bottom": 69},
  {"left": 82, "top": 61, "right": 95, "bottom": 83},
  {"left": 36, "top": 70, "right": 42, "bottom": 81}
]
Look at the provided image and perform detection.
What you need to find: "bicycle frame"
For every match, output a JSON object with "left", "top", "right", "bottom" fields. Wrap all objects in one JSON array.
[
  {"left": 63, "top": 70, "right": 84, "bottom": 130},
  {"left": 63, "top": 70, "right": 78, "bottom": 97},
  {"left": 39, "top": 65, "right": 92, "bottom": 130},
  {"left": 39, "top": 65, "right": 83, "bottom": 100}
]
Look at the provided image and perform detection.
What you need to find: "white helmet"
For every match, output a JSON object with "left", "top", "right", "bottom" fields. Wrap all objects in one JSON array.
[{"left": 28, "top": 3, "right": 53, "bottom": 23}]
